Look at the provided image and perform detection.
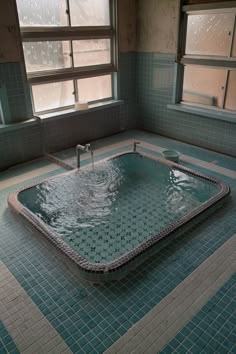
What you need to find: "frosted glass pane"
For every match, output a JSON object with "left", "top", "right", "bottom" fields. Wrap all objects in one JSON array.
[
  {"left": 186, "top": 13, "right": 234, "bottom": 56},
  {"left": 77, "top": 75, "right": 111, "bottom": 103},
  {"left": 23, "top": 42, "right": 71, "bottom": 73},
  {"left": 32, "top": 81, "right": 74, "bottom": 112},
  {"left": 70, "top": 0, "right": 110, "bottom": 26},
  {"left": 182, "top": 65, "right": 226, "bottom": 108},
  {"left": 73, "top": 40, "right": 111, "bottom": 67},
  {"left": 225, "top": 71, "right": 236, "bottom": 111},
  {"left": 16, "top": 0, "right": 67, "bottom": 26}
]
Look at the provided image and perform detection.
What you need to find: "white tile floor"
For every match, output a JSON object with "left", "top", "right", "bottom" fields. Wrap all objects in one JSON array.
[{"left": 0, "top": 261, "right": 72, "bottom": 353}]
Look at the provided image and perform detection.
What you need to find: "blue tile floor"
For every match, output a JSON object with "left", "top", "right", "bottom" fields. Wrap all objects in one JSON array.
[
  {"left": 0, "top": 321, "right": 20, "bottom": 354},
  {"left": 0, "top": 130, "right": 235, "bottom": 353},
  {"left": 161, "top": 274, "right": 236, "bottom": 353}
]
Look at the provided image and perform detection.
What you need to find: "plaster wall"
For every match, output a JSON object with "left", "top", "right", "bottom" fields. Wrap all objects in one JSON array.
[
  {"left": 118, "top": 0, "right": 137, "bottom": 53},
  {"left": 137, "top": 0, "right": 180, "bottom": 53},
  {"left": 0, "top": 0, "right": 23, "bottom": 63}
]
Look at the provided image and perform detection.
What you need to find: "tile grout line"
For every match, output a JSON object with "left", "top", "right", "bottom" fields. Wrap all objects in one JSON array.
[
  {"left": 0, "top": 261, "right": 72, "bottom": 354},
  {"left": 104, "top": 234, "right": 236, "bottom": 354},
  {"left": 112, "top": 254, "right": 235, "bottom": 353},
  {"left": 145, "top": 263, "right": 235, "bottom": 354},
  {"left": 134, "top": 256, "right": 234, "bottom": 354},
  {"left": 129, "top": 241, "right": 233, "bottom": 335}
]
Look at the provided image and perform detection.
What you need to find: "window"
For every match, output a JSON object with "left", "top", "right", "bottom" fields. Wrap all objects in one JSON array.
[
  {"left": 178, "top": 3, "right": 236, "bottom": 113},
  {"left": 16, "top": 0, "right": 117, "bottom": 114}
]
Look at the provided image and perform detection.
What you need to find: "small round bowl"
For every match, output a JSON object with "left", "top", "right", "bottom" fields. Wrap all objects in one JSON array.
[{"left": 162, "top": 150, "right": 180, "bottom": 163}]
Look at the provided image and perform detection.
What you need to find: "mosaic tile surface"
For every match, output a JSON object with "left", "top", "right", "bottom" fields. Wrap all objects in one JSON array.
[
  {"left": 0, "top": 132, "right": 235, "bottom": 353},
  {"left": 0, "top": 62, "right": 33, "bottom": 123},
  {"left": 0, "top": 125, "right": 42, "bottom": 171},
  {"left": 0, "top": 320, "right": 20, "bottom": 354},
  {"left": 161, "top": 274, "right": 236, "bottom": 354}
]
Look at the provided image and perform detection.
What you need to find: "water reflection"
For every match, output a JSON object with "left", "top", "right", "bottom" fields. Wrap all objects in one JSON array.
[{"left": 18, "top": 154, "right": 219, "bottom": 262}]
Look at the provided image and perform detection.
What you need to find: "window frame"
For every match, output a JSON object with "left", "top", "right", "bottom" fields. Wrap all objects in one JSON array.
[
  {"left": 18, "top": 0, "right": 118, "bottom": 114},
  {"left": 173, "top": 1, "right": 236, "bottom": 115}
]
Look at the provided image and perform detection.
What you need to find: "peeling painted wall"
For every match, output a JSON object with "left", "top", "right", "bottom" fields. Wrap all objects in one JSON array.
[
  {"left": 137, "top": 0, "right": 180, "bottom": 53},
  {"left": 118, "top": 0, "right": 137, "bottom": 52},
  {"left": 0, "top": 0, "right": 23, "bottom": 63}
]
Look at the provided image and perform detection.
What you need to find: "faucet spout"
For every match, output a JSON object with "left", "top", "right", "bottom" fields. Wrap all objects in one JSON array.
[
  {"left": 76, "top": 143, "right": 92, "bottom": 168},
  {"left": 133, "top": 141, "right": 140, "bottom": 152},
  {"left": 85, "top": 143, "right": 91, "bottom": 152},
  {"left": 76, "top": 143, "right": 90, "bottom": 152}
]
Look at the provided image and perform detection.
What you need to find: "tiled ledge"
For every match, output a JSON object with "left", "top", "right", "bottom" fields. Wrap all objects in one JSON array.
[
  {"left": 0, "top": 100, "right": 124, "bottom": 132},
  {"left": 40, "top": 100, "right": 124, "bottom": 123},
  {"left": 168, "top": 104, "right": 236, "bottom": 124},
  {"left": 0, "top": 118, "right": 39, "bottom": 134}
]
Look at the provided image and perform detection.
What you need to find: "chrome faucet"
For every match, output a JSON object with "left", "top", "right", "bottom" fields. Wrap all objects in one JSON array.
[
  {"left": 133, "top": 141, "right": 140, "bottom": 152},
  {"left": 76, "top": 143, "right": 91, "bottom": 168}
]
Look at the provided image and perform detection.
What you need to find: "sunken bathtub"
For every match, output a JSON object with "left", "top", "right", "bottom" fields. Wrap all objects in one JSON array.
[{"left": 8, "top": 152, "right": 230, "bottom": 282}]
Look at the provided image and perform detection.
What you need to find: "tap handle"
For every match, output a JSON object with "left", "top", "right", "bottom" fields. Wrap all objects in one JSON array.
[{"left": 85, "top": 143, "right": 91, "bottom": 151}]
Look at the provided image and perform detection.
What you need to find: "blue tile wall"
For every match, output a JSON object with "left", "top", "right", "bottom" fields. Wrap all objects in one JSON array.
[
  {"left": 136, "top": 53, "right": 236, "bottom": 157},
  {"left": 42, "top": 106, "right": 122, "bottom": 153},
  {"left": 0, "top": 62, "right": 33, "bottom": 123},
  {"left": 119, "top": 52, "right": 137, "bottom": 130},
  {"left": 0, "top": 81, "right": 11, "bottom": 124},
  {"left": 0, "top": 125, "right": 42, "bottom": 171},
  {"left": 119, "top": 52, "right": 136, "bottom": 102}
]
